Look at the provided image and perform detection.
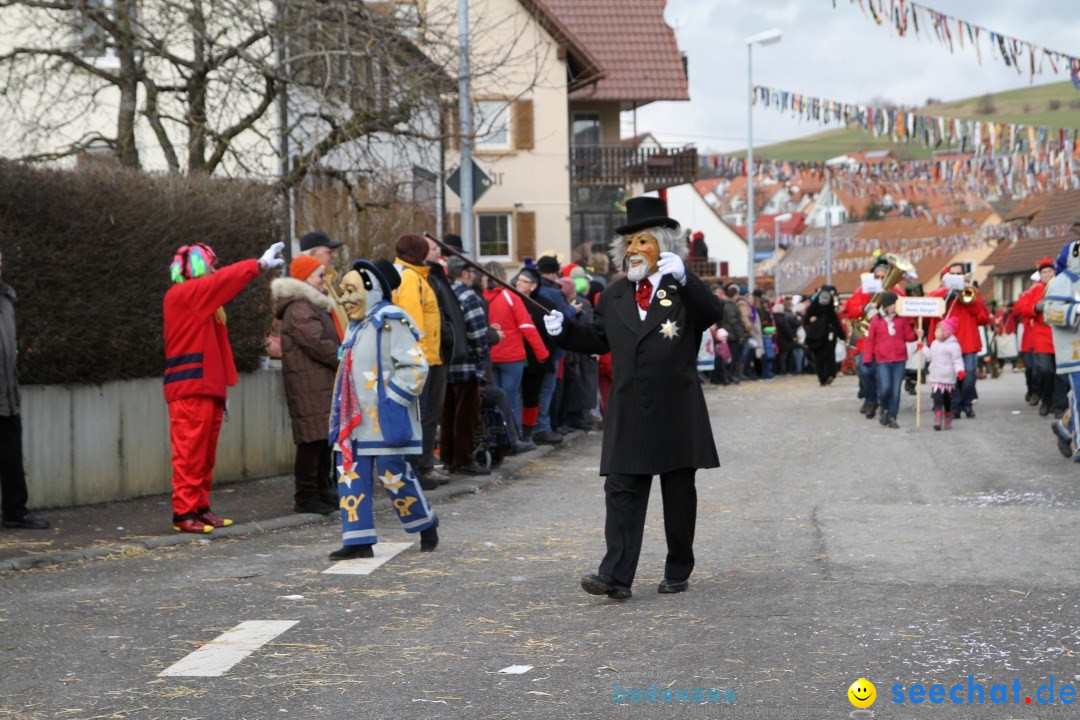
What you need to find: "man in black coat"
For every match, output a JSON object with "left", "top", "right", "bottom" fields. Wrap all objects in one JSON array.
[{"left": 543, "top": 197, "right": 724, "bottom": 600}]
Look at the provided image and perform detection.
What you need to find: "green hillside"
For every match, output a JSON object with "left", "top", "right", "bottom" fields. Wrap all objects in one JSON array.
[{"left": 744, "top": 80, "right": 1080, "bottom": 163}]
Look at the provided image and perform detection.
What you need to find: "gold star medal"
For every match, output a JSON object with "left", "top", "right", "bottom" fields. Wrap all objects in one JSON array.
[{"left": 659, "top": 319, "right": 680, "bottom": 340}]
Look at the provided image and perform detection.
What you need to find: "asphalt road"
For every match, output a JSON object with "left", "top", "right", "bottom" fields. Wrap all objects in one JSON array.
[{"left": 2, "top": 371, "right": 1079, "bottom": 719}]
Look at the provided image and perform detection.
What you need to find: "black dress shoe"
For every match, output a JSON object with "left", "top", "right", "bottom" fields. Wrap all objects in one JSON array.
[
  {"left": 965, "top": 409, "right": 975, "bottom": 418},
  {"left": 2, "top": 512, "right": 49, "bottom": 529},
  {"left": 294, "top": 499, "right": 339, "bottom": 515},
  {"left": 328, "top": 544, "right": 373, "bottom": 560},
  {"left": 580, "top": 573, "right": 631, "bottom": 600},
  {"left": 420, "top": 517, "right": 439, "bottom": 552},
  {"left": 658, "top": 578, "right": 689, "bottom": 594}
]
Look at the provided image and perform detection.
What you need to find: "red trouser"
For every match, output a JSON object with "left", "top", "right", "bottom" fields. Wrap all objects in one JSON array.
[{"left": 168, "top": 396, "right": 224, "bottom": 519}]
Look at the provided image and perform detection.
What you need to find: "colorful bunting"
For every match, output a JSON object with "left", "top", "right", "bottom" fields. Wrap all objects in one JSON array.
[{"left": 834, "top": 0, "right": 1080, "bottom": 90}]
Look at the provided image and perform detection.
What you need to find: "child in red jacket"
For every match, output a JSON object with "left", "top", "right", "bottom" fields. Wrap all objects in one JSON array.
[
  {"left": 163, "top": 241, "right": 284, "bottom": 533},
  {"left": 866, "top": 292, "right": 920, "bottom": 428}
]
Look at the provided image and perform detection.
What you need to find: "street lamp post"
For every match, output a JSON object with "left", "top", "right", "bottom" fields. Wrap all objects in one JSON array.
[
  {"left": 746, "top": 28, "right": 782, "bottom": 295},
  {"left": 773, "top": 212, "right": 792, "bottom": 298}
]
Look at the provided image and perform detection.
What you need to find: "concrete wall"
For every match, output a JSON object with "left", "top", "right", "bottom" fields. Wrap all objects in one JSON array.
[{"left": 22, "top": 370, "right": 294, "bottom": 510}]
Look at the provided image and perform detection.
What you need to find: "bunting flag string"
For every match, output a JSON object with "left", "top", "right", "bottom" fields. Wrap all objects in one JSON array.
[
  {"left": 772, "top": 223, "right": 1075, "bottom": 281},
  {"left": 698, "top": 150, "right": 1080, "bottom": 201},
  {"left": 833, "top": 0, "right": 1080, "bottom": 90},
  {"left": 753, "top": 85, "right": 1079, "bottom": 155}
]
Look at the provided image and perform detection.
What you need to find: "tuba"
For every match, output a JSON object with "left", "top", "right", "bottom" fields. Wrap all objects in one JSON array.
[
  {"left": 323, "top": 264, "right": 351, "bottom": 341},
  {"left": 856, "top": 253, "right": 917, "bottom": 336}
]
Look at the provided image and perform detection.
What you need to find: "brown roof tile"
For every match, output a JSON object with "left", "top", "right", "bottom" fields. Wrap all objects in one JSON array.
[
  {"left": 987, "top": 231, "right": 1079, "bottom": 275},
  {"left": 547, "top": 0, "right": 690, "bottom": 103}
]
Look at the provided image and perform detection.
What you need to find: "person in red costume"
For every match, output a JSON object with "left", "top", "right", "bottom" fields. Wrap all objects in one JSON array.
[
  {"left": 163, "top": 241, "right": 285, "bottom": 533},
  {"left": 927, "top": 263, "right": 990, "bottom": 419},
  {"left": 843, "top": 260, "right": 904, "bottom": 419},
  {"left": 1014, "top": 257, "right": 1057, "bottom": 416}
]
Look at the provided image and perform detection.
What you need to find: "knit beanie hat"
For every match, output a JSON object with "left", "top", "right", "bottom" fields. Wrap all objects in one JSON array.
[
  {"left": 880, "top": 291, "right": 898, "bottom": 308},
  {"left": 290, "top": 255, "right": 323, "bottom": 282},
  {"left": 941, "top": 317, "right": 959, "bottom": 337}
]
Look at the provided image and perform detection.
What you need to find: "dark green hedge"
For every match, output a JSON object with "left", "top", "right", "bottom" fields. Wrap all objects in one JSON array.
[{"left": 0, "top": 162, "right": 283, "bottom": 385}]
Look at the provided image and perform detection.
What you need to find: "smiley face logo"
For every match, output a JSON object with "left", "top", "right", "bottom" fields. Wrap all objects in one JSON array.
[{"left": 847, "top": 678, "right": 876, "bottom": 708}]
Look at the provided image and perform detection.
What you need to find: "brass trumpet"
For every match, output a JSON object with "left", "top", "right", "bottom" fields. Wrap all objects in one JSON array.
[{"left": 856, "top": 253, "right": 916, "bottom": 336}]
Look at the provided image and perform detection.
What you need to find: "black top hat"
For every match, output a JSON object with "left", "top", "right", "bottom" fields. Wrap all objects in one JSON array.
[
  {"left": 353, "top": 258, "right": 401, "bottom": 299},
  {"left": 615, "top": 196, "right": 680, "bottom": 235},
  {"left": 300, "top": 230, "right": 343, "bottom": 252}
]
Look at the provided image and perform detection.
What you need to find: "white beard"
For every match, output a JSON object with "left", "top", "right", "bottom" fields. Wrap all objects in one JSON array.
[{"left": 626, "top": 259, "right": 650, "bottom": 283}]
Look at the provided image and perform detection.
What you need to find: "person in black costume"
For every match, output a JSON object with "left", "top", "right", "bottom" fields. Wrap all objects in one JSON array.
[{"left": 804, "top": 285, "right": 846, "bottom": 386}]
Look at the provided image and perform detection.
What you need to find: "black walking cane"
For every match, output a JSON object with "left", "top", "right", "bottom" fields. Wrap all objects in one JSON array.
[{"left": 424, "top": 232, "right": 551, "bottom": 316}]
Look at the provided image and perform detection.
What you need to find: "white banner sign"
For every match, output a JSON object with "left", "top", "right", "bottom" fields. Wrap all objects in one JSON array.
[{"left": 897, "top": 297, "right": 945, "bottom": 318}]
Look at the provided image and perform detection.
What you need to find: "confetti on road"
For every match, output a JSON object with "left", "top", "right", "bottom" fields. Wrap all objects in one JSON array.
[
  {"left": 321, "top": 542, "right": 414, "bottom": 575},
  {"left": 498, "top": 665, "right": 534, "bottom": 674},
  {"left": 158, "top": 620, "right": 299, "bottom": 677}
]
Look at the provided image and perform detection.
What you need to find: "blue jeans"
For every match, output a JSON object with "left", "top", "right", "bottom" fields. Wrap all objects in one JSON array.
[
  {"left": 492, "top": 361, "right": 526, "bottom": 437},
  {"left": 857, "top": 353, "right": 878, "bottom": 405},
  {"left": 958, "top": 352, "right": 978, "bottom": 412},
  {"left": 876, "top": 361, "right": 906, "bottom": 421},
  {"left": 791, "top": 347, "right": 804, "bottom": 374},
  {"left": 533, "top": 369, "right": 559, "bottom": 433}
]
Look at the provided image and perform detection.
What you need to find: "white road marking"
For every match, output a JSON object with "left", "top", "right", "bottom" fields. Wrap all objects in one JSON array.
[
  {"left": 322, "top": 542, "right": 415, "bottom": 575},
  {"left": 159, "top": 620, "right": 299, "bottom": 677}
]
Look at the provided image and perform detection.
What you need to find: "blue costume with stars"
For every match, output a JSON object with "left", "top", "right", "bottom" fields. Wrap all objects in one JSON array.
[{"left": 330, "top": 262, "right": 437, "bottom": 547}]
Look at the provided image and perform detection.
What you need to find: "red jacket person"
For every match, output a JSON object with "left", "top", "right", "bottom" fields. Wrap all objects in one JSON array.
[
  {"left": 163, "top": 241, "right": 285, "bottom": 533},
  {"left": 543, "top": 196, "right": 725, "bottom": 600}
]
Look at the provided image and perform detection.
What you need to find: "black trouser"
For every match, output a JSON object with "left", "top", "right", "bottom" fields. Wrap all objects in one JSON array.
[
  {"left": 416, "top": 363, "right": 449, "bottom": 474},
  {"left": 1033, "top": 353, "right": 1056, "bottom": 407},
  {"left": 294, "top": 440, "right": 333, "bottom": 505},
  {"left": 440, "top": 379, "right": 481, "bottom": 468},
  {"left": 599, "top": 468, "right": 697, "bottom": 588},
  {"left": 0, "top": 415, "right": 29, "bottom": 520},
  {"left": 812, "top": 345, "right": 837, "bottom": 384},
  {"left": 932, "top": 388, "right": 953, "bottom": 414}
]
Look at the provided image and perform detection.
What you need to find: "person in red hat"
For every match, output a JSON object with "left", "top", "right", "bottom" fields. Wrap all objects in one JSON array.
[
  {"left": 272, "top": 255, "right": 341, "bottom": 516},
  {"left": 927, "top": 263, "right": 990, "bottom": 419},
  {"left": 1014, "top": 257, "right": 1058, "bottom": 416},
  {"left": 163, "top": 241, "right": 285, "bottom": 533}
]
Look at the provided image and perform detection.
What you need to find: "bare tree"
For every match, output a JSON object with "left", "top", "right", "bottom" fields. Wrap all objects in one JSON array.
[{"left": 0, "top": 0, "right": 550, "bottom": 205}]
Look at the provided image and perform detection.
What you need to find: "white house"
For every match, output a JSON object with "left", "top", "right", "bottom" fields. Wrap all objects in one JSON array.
[{"left": 646, "top": 182, "right": 747, "bottom": 277}]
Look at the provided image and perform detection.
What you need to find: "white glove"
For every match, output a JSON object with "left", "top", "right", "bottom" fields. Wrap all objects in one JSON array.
[
  {"left": 259, "top": 241, "right": 286, "bottom": 270},
  {"left": 544, "top": 310, "right": 564, "bottom": 337},
  {"left": 657, "top": 252, "right": 686, "bottom": 283}
]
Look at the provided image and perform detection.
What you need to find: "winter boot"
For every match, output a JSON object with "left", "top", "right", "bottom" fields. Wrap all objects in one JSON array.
[
  {"left": 933, "top": 410, "right": 942, "bottom": 431},
  {"left": 943, "top": 412, "right": 953, "bottom": 430}
]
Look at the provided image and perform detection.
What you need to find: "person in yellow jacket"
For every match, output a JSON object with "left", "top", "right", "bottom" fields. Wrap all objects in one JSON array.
[{"left": 393, "top": 234, "right": 446, "bottom": 486}]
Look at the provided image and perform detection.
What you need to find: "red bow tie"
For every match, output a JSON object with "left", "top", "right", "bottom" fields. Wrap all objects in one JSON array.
[{"left": 635, "top": 278, "right": 653, "bottom": 311}]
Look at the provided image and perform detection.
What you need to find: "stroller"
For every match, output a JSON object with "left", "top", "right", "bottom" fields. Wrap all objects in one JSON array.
[{"left": 474, "top": 385, "right": 517, "bottom": 471}]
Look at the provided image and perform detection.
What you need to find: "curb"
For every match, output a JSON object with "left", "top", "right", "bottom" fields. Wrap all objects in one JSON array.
[{"left": 0, "top": 430, "right": 587, "bottom": 573}]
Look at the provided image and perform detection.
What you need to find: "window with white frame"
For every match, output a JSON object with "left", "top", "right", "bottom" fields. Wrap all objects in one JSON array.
[
  {"left": 477, "top": 213, "right": 511, "bottom": 259},
  {"left": 475, "top": 100, "right": 510, "bottom": 150}
]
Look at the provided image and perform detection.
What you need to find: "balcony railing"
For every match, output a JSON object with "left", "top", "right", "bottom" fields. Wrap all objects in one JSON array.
[{"left": 571, "top": 143, "right": 698, "bottom": 190}]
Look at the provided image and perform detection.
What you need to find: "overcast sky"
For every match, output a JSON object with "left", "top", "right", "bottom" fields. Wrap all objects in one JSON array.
[{"left": 626, "top": 0, "right": 1079, "bottom": 153}]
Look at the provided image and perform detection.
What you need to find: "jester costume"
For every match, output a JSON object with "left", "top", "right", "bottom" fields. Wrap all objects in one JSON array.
[
  {"left": 163, "top": 243, "right": 279, "bottom": 533},
  {"left": 1042, "top": 241, "right": 1080, "bottom": 462},
  {"left": 328, "top": 259, "right": 438, "bottom": 559}
]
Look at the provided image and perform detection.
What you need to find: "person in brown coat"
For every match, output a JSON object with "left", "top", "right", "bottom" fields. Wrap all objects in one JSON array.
[{"left": 272, "top": 255, "right": 341, "bottom": 515}]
